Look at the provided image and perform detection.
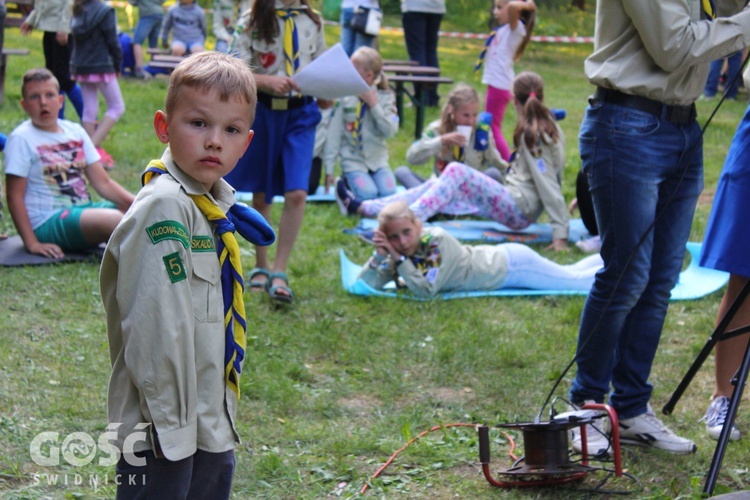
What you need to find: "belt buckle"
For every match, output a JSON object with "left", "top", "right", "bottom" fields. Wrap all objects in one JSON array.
[{"left": 271, "top": 97, "right": 288, "bottom": 111}]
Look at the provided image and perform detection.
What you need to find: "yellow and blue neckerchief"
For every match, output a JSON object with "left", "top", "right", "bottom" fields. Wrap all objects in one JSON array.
[
  {"left": 702, "top": 0, "right": 715, "bottom": 20},
  {"left": 142, "top": 160, "right": 275, "bottom": 399},
  {"left": 474, "top": 29, "right": 497, "bottom": 77},
  {"left": 352, "top": 99, "right": 368, "bottom": 151},
  {"left": 276, "top": 8, "right": 302, "bottom": 76}
]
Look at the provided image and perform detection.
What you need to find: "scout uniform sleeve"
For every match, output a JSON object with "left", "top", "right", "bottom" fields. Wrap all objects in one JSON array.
[
  {"left": 357, "top": 253, "right": 398, "bottom": 290},
  {"left": 113, "top": 193, "right": 203, "bottom": 461},
  {"left": 405, "top": 122, "right": 443, "bottom": 165},
  {"left": 526, "top": 136, "right": 569, "bottom": 241},
  {"left": 483, "top": 132, "right": 506, "bottom": 170},
  {"left": 323, "top": 101, "right": 345, "bottom": 176},
  {"left": 368, "top": 90, "right": 399, "bottom": 139}
]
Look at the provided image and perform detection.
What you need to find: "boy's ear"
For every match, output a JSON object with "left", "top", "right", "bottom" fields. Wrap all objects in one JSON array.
[
  {"left": 243, "top": 130, "right": 254, "bottom": 154},
  {"left": 153, "top": 110, "right": 170, "bottom": 144}
]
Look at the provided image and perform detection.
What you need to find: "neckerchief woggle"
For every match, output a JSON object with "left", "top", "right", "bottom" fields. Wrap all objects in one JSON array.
[{"left": 142, "top": 160, "right": 275, "bottom": 398}]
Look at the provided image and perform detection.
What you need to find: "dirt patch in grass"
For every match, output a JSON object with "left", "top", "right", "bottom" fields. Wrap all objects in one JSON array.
[
  {"left": 337, "top": 394, "right": 382, "bottom": 415},
  {"left": 698, "top": 189, "right": 715, "bottom": 207}
]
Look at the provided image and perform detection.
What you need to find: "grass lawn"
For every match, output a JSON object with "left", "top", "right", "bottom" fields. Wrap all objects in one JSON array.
[{"left": 1, "top": 7, "right": 750, "bottom": 499}]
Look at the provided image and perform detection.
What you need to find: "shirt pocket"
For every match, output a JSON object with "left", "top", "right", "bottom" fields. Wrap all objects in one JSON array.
[{"left": 191, "top": 254, "right": 223, "bottom": 324}]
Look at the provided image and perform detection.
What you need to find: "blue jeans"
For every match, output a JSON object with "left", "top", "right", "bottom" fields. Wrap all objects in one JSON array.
[
  {"left": 705, "top": 51, "right": 742, "bottom": 99},
  {"left": 115, "top": 449, "right": 235, "bottom": 499},
  {"left": 339, "top": 7, "right": 376, "bottom": 56},
  {"left": 132, "top": 14, "right": 163, "bottom": 47},
  {"left": 401, "top": 11, "right": 442, "bottom": 106},
  {"left": 344, "top": 168, "right": 397, "bottom": 200},
  {"left": 570, "top": 101, "right": 703, "bottom": 419}
]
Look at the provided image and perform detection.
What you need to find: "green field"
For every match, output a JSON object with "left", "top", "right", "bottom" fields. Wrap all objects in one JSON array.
[{"left": 1, "top": 4, "right": 749, "bottom": 498}]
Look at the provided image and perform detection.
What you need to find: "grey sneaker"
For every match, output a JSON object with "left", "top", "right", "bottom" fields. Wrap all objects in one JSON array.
[
  {"left": 619, "top": 404, "right": 697, "bottom": 454},
  {"left": 566, "top": 400, "right": 612, "bottom": 456},
  {"left": 703, "top": 396, "right": 741, "bottom": 441}
]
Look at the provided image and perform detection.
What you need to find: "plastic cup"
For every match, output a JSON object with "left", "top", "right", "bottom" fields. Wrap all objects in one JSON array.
[{"left": 456, "top": 125, "right": 472, "bottom": 145}]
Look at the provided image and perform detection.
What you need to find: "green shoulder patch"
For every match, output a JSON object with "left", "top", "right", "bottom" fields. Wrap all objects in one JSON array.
[
  {"left": 191, "top": 235, "right": 215, "bottom": 252},
  {"left": 163, "top": 252, "right": 187, "bottom": 283},
  {"left": 146, "top": 221, "right": 190, "bottom": 249}
]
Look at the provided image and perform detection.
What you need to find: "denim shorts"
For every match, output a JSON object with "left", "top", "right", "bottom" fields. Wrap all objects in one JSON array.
[
  {"left": 133, "top": 14, "right": 163, "bottom": 46},
  {"left": 34, "top": 201, "right": 116, "bottom": 251}
]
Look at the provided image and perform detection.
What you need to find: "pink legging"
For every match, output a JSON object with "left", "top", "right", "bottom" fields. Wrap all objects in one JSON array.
[
  {"left": 80, "top": 79, "right": 126, "bottom": 123},
  {"left": 360, "top": 162, "right": 532, "bottom": 230},
  {"left": 485, "top": 85, "right": 513, "bottom": 161}
]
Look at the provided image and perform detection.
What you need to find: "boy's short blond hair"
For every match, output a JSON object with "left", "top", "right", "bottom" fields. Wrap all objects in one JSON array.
[
  {"left": 166, "top": 52, "right": 257, "bottom": 124},
  {"left": 21, "top": 68, "right": 60, "bottom": 99},
  {"left": 377, "top": 201, "right": 418, "bottom": 229}
]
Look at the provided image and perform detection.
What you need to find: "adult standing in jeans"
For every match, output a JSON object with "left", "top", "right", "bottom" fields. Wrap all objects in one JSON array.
[
  {"left": 401, "top": 0, "right": 445, "bottom": 106},
  {"left": 568, "top": 0, "right": 750, "bottom": 457},
  {"left": 339, "top": 0, "right": 380, "bottom": 56}
]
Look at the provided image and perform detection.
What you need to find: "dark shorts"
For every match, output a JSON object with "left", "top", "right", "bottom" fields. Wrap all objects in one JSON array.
[{"left": 34, "top": 201, "right": 116, "bottom": 252}]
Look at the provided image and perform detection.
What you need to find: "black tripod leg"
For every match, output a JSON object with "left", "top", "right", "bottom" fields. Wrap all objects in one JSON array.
[
  {"left": 663, "top": 279, "right": 750, "bottom": 415},
  {"left": 704, "top": 337, "right": 750, "bottom": 495}
]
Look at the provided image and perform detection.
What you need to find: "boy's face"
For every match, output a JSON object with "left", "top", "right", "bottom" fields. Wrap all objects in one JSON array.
[
  {"left": 21, "top": 79, "right": 63, "bottom": 132},
  {"left": 154, "top": 86, "right": 254, "bottom": 191}
]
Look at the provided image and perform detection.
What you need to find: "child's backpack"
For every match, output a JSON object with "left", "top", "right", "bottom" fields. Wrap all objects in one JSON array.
[{"left": 119, "top": 32, "right": 136, "bottom": 76}]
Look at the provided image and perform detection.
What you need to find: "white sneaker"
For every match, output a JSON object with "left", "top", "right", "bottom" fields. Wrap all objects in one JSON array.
[
  {"left": 703, "top": 396, "right": 741, "bottom": 441},
  {"left": 619, "top": 404, "right": 697, "bottom": 454},
  {"left": 567, "top": 401, "right": 612, "bottom": 456},
  {"left": 575, "top": 235, "right": 601, "bottom": 254}
]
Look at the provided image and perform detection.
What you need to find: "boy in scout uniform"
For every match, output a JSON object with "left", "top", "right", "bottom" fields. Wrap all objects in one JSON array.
[{"left": 100, "top": 52, "right": 274, "bottom": 498}]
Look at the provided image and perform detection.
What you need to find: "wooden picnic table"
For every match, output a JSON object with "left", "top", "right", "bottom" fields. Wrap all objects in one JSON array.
[{"left": 385, "top": 66, "right": 453, "bottom": 138}]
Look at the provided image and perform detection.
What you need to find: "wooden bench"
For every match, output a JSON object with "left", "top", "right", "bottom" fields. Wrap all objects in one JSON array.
[
  {"left": 3, "top": 0, "right": 33, "bottom": 28},
  {"left": 383, "top": 65, "right": 453, "bottom": 139},
  {"left": 145, "top": 53, "right": 187, "bottom": 74},
  {"left": 382, "top": 59, "right": 418, "bottom": 67},
  {"left": 0, "top": 48, "right": 31, "bottom": 105}
]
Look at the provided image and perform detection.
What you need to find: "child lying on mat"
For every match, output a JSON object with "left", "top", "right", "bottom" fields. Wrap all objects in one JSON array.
[{"left": 357, "top": 201, "right": 601, "bottom": 298}]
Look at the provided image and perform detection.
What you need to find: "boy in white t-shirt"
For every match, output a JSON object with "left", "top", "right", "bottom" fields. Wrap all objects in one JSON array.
[{"left": 4, "top": 68, "right": 134, "bottom": 258}]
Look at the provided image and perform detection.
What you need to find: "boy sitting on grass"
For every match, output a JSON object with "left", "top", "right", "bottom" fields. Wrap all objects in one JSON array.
[
  {"left": 4, "top": 68, "right": 134, "bottom": 259},
  {"left": 100, "top": 51, "right": 274, "bottom": 497}
]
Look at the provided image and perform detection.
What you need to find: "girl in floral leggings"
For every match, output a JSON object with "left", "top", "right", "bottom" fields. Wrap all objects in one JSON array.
[{"left": 336, "top": 71, "right": 570, "bottom": 251}]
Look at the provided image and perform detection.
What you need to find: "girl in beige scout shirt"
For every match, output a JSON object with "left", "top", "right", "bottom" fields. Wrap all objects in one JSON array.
[
  {"left": 226, "top": 0, "right": 329, "bottom": 303},
  {"left": 394, "top": 83, "right": 506, "bottom": 189},
  {"left": 358, "top": 201, "right": 601, "bottom": 298},
  {"left": 323, "top": 47, "right": 399, "bottom": 200}
]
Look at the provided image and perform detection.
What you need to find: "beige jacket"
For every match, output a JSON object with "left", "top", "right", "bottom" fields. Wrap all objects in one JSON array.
[
  {"left": 505, "top": 122, "right": 568, "bottom": 241},
  {"left": 358, "top": 227, "right": 509, "bottom": 298},
  {"left": 323, "top": 88, "right": 399, "bottom": 175},
  {"left": 231, "top": 0, "right": 326, "bottom": 95},
  {"left": 587, "top": 0, "right": 750, "bottom": 105},
  {"left": 405, "top": 119, "right": 506, "bottom": 176},
  {"left": 25, "top": 0, "right": 72, "bottom": 33},
  {"left": 101, "top": 148, "right": 240, "bottom": 461}
]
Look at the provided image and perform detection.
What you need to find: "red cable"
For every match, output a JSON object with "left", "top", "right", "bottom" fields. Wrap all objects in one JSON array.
[{"left": 360, "top": 423, "right": 516, "bottom": 494}]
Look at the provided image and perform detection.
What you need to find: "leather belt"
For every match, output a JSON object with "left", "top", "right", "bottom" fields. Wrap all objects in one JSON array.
[
  {"left": 593, "top": 87, "right": 696, "bottom": 125},
  {"left": 257, "top": 91, "right": 312, "bottom": 111}
]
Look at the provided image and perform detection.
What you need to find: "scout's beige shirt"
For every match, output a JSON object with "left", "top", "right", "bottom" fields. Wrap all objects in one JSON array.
[
  {"left": 587, "top": 0, "right": 750, "bottom": 105},
  {"left": 358, "top": 227, "right": 509, "bottom": 298},
  {"left": 101, "top": 148, "right": 240, "bottom": 461},
  {"left": 232, "top": 0, "right": 327, "bottom": 95}
]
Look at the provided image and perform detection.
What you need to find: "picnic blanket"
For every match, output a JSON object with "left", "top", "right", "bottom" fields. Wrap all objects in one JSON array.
[
  {"left": 344, "top": 218, "right": 592, "bottom": 245},
  {"left": 0, "top": 236, "right": 104, "bottom": 266},
  {"left": 339, "top": 242, "right": 728, "bottom": 301}
]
